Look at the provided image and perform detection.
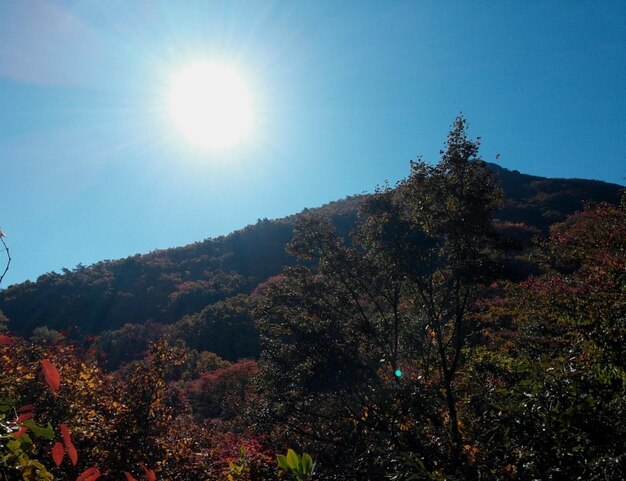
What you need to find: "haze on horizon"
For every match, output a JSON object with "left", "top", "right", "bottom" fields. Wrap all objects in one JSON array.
[{"left": 0, "top": 0, "right": 625, "bottom": 286}]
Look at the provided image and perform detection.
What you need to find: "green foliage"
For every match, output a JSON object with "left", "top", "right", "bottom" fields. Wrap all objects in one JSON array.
[
  {"left": 459, "top": 196, "right": 626, "bottom": 480},
  {"left": 192, "top": 350, "right": 231, "bottom": 374},
  {"left": 385, "top": 452, "right": 455, "bottom": 481},
  {"left": 1, "top": 431, "right": 54, "bottom": 481},
  {"left": 1, "top": 433, "right": 54, "bottom": 481},
  {"left": 1, "top": 397, "right": 54, "bottom": 480},
  {"left": 30, "top": 327, "right": 64, "bottom": 346},
  {"left": 20, "top": 420, "right": 54, "bottom": 440},
  {"left": 164, "top": 294, "right": 260, "bottom": 362},
  {"left": 95, "top": 321, "right": 165, "bottom": 370},
  {"left": 0, "top": 221, "right": 294, "bottom": 337},
  {"left": 276, "top": 449, "right": 315, "bottom": 481},
  {"left": 166, "top": 348, "right": 231, "bottom": 382},
  {"left": 0, "top": 310, "right": 8, "bottom": 333},
  {"left": 226, "top": 446, "right": 250, "bottom": 481}
]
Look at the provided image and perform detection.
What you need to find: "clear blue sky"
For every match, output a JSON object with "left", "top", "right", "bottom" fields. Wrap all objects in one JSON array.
[{"left": 1, "top": 1, "right": 625, "bottom": 286}]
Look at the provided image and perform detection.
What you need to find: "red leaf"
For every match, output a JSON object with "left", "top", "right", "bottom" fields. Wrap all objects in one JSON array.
[
  {"left": 41, "top": 359, "right": 61, "bottom": 393},
  {"left": 59, "top": 423, "right": 72, "bottom": 447},
  {"left": 77, "top": 467, "right": 100, "bottom": 481},
  {"left": 0, "top": 335, "right": 12, "bottom": 345},
  {"left": 124, "top": 472, "right": 139, "bottom": 481},
  {"left": 17, "top": 404, "right": 35, "bottom": 413},
  {"left": 16, "top": 411, "right": 34, "bottom": 424},
  {"left": 14, "top": 427, "right": 28, "bottom": 439},
  {"left": 52, "top": 441, "right": 65, "bottom": 466},
  {"left": 143, "top": 466, "right": 157, "bottom": 481},
  {"left": 57, "top": 423, "right": 78, "bottom": 464},
  {"left": 67, "top": 441, "right": 78, "bottom": 466}
]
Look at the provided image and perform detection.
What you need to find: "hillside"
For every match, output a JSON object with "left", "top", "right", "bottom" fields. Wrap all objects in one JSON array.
[
  {"left": 2, "top": 129, "right": 625, "bottom": 481},
  {"left": 0, "top": 164, "right": 623, "bottom": 339}
]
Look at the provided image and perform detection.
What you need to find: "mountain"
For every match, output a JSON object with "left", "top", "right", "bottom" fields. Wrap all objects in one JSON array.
[{"left": 1, "top": 164, "right": 623, "bottom": 341}]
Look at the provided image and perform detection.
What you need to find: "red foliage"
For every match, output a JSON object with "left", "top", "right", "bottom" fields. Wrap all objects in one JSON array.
[
  {"left": 52, "top": 441, "right": 65, "bottom": 466},
  {"left": 67, "top": 442, "right": 78, "bottom": 466},
  {"left": 143, "top": 466, "right": 157, "bottom": 481},
  {"left": 18, "top": 404, "right": 35, "bottom": 413},
  {"left": 514, "top": 199, "right": 626, "bottom": 362},
  {"left": 77, "top": 467, "right": 101, "bottom": 481},
  {"left": 59, "top": 422, "right": 78, "bottom": 464},
  {"left": 251, "top": 274, "right": 286, "bottom": 297},
  {"left": 41, "top": 358, "right": 61, "bottom": 393},
  {"left": 168, "top": 280, "right": 212, "bottom": 301},
  {"left": 186, "top": 360, "right": 259, "bottom": 420},
  {"left": 16, "top": 411, "right": 33, "bottom": 423},
  {"left": 59, "top": 423, "right": 71, "bottom": 444},
  {"left": 3, "top": 336, "right": 272, "bottom": 480},
  {"left": 214, "top": 432, "right": 273, "bottom": 466}
]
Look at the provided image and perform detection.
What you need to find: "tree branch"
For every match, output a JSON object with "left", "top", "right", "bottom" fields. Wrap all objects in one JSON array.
[{"left": 0, "top": 235, "right": 10, "bottom": 287}]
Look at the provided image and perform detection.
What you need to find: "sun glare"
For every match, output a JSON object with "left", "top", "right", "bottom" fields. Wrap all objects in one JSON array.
[{"left": 168, "top": 60, "right": 253, "bottom": 150}]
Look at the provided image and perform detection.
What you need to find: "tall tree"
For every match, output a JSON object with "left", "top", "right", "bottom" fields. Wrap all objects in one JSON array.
[
  {"left": 365, "top": 116, "right": 503, "bottom": 468},
  {"left": 255, "top": 117, "right": 502, "bottom": 477}
]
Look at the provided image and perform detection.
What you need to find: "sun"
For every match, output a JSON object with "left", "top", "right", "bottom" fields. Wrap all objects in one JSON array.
[{"left": 168, "top": 60, "right": 253, "bottom": 150}]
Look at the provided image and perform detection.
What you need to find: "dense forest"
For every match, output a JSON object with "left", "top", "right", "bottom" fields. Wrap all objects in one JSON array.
[{"left": 1, "top": 118, "right": 624, "bottom": 480}]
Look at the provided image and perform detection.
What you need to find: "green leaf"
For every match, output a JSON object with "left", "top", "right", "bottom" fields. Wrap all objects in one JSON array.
[
  {"left": 277, "top": 454, "right": 290, "bottom": 471},
  {"left": 6, "top": 439, "right": 21, "bottom": 454},
  {"left": 286, "top": 449, "right": 300, "bottom": 470},
  {"left": 21, "top": 420, "right": 54, "bottom": 440},
  {"left": 301, "top": 453, "right": 313, "bottom": 475}
]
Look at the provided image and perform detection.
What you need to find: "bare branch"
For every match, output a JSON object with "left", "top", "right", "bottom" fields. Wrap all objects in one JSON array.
[{"left": 0, "top": 234, "right": 10, "bottom": 287}]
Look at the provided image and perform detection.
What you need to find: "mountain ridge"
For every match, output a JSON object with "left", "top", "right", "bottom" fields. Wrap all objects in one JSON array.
[{"left": 1, "top": 163, "right": 623, "bottom": 338}]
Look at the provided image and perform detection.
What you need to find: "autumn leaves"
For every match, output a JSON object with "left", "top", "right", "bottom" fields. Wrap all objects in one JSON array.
[
  {"left": 5, "top": 356, "right": 158, "bottom": 481},
  {"left": 40, "top": 359, "right": 61, "bottom": 393},
  {"left": 51, "top": 423, "right": 77, "bottom": 467}
]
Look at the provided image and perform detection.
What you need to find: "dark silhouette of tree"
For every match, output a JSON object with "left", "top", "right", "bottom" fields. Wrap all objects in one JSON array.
[{"left": 255, "top": 117, "right": 503, "bottom": 477}]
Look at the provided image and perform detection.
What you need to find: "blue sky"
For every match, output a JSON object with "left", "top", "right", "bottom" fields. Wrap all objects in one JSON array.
[{"left": 1, "top": 0, "right": 625, "bottom": 286}]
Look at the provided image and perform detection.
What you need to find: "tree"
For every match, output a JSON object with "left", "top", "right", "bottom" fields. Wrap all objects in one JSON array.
[
  {"left": 367, "top": 117, "right": 503, "bottom": 469},
  {"left": 30, "top": 326, "right": 64, "bottom": 346},
  {"left": 255, "top": 117, "right": 502, "bottom": 478},
  {"left": 0, "top": 309, "right": 8, "bottom": 332},
  {"left": 186, "top": 359, "right": 259, "bottom": 421}
]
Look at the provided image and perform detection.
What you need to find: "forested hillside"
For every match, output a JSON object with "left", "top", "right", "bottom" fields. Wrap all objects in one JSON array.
[
  {"left": 1, "top": 119, "right": 624, "bottom": 480},
  {"left": 0, "top": 163, "right": 621, "bottom": 340}
]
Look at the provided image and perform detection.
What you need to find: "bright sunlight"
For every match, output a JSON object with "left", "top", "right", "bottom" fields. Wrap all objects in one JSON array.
[{"left": 168, "top": 60, "right": 253, "bottom": 150}]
